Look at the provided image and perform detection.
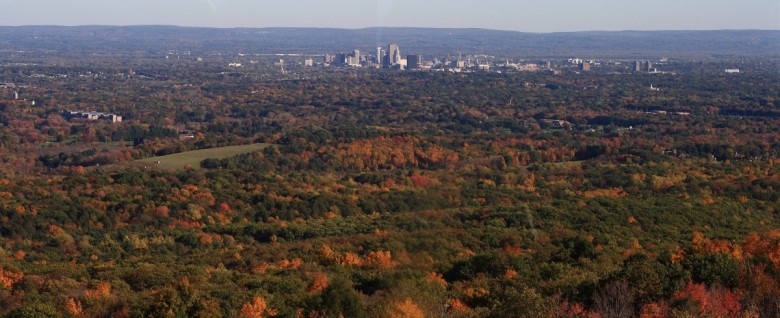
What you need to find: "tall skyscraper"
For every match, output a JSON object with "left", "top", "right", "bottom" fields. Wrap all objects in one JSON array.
[
  {"left": 335, "top": 53, "right": 347, "bottom": 66},
  {"left": 644, "top": 61, "right": 653, "bottom": 72},
  {"left": 386, "top": 43, "right": 401, "bottom": 66},
  {"left": 376, "top": 47, "right": 382, "bottom": 64},
  {"left": 407, "top": 55, "right": 421, "bottom": 70},
  {"left": 579, "top": 62, "right": 591, "bottom": 71},
  {"left": 352, "top": 50, "right": 361, "bottom": 66},
  {"left": 634, "top": 61, "right": 642, "bottom": 72}
]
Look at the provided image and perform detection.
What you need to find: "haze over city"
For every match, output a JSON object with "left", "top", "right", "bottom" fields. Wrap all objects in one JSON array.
[{"left": 0, "top": 0, "right": 778, "bottom": 32}]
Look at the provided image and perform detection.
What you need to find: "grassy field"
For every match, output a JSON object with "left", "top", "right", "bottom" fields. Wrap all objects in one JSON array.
[{"left": 137, "top": 143, "right": 271, "bottom": 170}]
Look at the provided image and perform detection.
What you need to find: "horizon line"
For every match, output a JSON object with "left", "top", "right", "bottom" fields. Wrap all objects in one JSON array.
[{"left": 0, "top": 24, "right": 778, "bottom": 34}]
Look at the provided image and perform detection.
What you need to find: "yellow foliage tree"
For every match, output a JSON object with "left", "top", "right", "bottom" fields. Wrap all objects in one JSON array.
[
  {"left": 389, "top": 298, "right": 425, "bottom": 318},
  {"left": 341, "top": 252, "right": 363, "bottom": 267},
  {"left": 425, "top": 272, "right": 447, "bottom": 286},
  {"left": 84, "top": 282, "right": 112, "bottom": 299},
  {"left": 364, "top": 250, "right": 397, "bottom": 268},
  {"left": 279, "top": 258, "right": 304, "bottom": 269},
  {"left": 319, "top": 244, "right": 337, "bottom": 264}
]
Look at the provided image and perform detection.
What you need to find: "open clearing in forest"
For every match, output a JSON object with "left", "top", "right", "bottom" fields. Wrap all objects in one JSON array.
[{"left": 136, "top": 143, "right": 271, "bottom": 170}]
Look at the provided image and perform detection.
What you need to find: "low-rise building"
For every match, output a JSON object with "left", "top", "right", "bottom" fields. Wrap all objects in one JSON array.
[{"left": 63, "top": 110, "right": 123, "bottom": 123}]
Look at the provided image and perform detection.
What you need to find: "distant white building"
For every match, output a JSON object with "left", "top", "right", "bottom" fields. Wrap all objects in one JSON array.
[
  {"left": 506, "top": 63, "right": 538, "bottom": 72},
  {"left": 725, "top": 69, "right": 740, "bottom": 74},
  {"left": 64, "top": 110, "right": 122, "bottom": 123}
]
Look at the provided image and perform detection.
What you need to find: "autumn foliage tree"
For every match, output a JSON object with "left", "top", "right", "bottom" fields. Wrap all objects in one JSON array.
[
  {"left": 672, "top": 281, "right": 742, "bottom": 318},
  {"left": 239, "top": 296, "right": 277, "bottom": 318},
  {"left": 388, "top": 298, "right": 425, "bottom": 318}
]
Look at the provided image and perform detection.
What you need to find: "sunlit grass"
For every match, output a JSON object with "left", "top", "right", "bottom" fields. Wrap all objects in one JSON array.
[{"left": 137, "top": 143, "right": 271, "bottom": 170}]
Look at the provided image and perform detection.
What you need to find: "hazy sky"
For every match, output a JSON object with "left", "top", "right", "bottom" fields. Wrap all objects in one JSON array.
[{"left": 0, "top": 0, "right": 777, "bottom": 32}]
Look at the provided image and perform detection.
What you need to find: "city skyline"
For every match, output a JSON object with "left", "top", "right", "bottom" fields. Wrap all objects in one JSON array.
[{"left": 0, "top": 0, "right": 777, "bottom": 33}]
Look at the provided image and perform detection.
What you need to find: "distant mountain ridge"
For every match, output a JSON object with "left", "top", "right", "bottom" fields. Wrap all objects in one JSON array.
[{"left": 0, "top": 26, "right": 777, "bottom": 58}]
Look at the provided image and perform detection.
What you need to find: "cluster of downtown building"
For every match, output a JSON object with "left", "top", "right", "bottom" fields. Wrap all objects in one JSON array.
[
  {"left": 315, "top": 43, "right": 494, "bottom": 71},
  {"left": 308, "top": 43, "right": 670, "bottom": 74},
  {"left": 320, "top": 43, "right": 424, "bottom": 70}
]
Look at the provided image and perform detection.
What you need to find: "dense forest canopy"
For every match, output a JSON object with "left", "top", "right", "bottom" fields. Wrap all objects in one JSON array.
[{"left": 0, "top": 27, "right": 778, "bottom": 317}]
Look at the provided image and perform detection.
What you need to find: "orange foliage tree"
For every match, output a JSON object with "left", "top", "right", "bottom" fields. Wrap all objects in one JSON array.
[
  {"left": 690, "top": 232, "right": 743, "bottom": 260},
  {"left": 307, "top": 272, "right": 329, "bottom": 293},
  {"left": 673, "top": 280, "right": 741, "bottom": 318},
  {"left": 363, "top": 250, "right": 397, "bottom": 269},
  {"left": 239, "top": 296, "right": 277, "bottom": 318},
  {"left": 0, "top": 267, "right": 24, "bottom": 289},
  {"left": 84, "top": 282, "right": 112, "bottom": 299},
  {"left": 64, "top": 298, "right": 84, "bottom": 317},
  {"left": 639, "top": 301, "right": 670, "bottom": 318}
]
